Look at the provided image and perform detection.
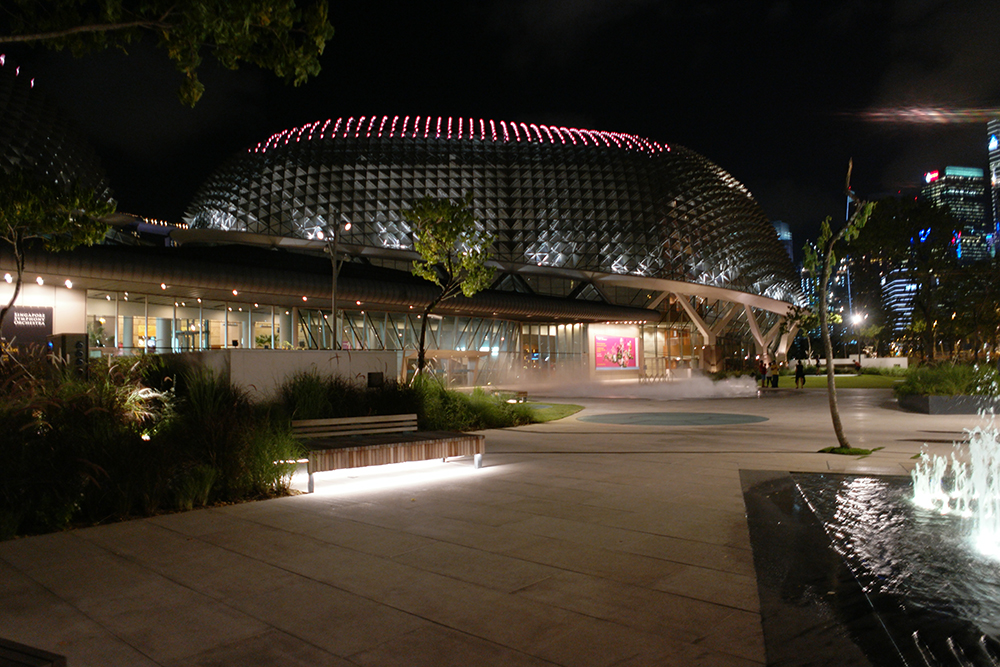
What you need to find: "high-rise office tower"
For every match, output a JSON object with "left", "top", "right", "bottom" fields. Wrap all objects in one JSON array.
[
  {"left": 921, "top": 166, "right": 989, "bottom": 261},
  {"left": 988, "top": 119, "right": 1000, "bottom": 237},
  {"left": 771, "top": 220, "right": 794, "bottom": 262}
]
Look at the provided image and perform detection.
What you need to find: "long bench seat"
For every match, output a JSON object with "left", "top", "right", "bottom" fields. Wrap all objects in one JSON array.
[{"left": 291, "top": 414, "right": 485, "bottom": 492}]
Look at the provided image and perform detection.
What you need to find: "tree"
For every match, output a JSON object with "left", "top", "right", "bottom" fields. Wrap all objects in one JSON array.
[
  {"left": 941, "top": 260, "right": 1000, "bottom": 362},
  {"left": 802, "top": 162, "right": 875, "bottom": 450},
  {"left": 852, "top": 197, "right": 957, "bottom": 359},
  {"left": 1, "top": 169, "right": 114, "bottom": 331},
  {"left": 404, "top": 195, "right": 495, "bottom": 381},
  {"left": 857, "top": 322, "right": 885, "bottom": 359},
  {"left": 784, "top": 297, "right": 842, "bottom": 365},
  {"left": 0, "top": 0, "right": 335, "bottom": 106}
]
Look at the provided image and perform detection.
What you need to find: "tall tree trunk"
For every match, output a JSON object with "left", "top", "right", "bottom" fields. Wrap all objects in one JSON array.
[
  {"left": 415, "top": 291, "right": 444, "bottom": 382},
  {"left": 819, "top": 234, "right": 851, "bottom": 449}
]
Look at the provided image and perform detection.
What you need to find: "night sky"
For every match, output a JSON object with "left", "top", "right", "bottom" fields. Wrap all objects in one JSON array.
[{"left": 5, "top": 0, "right": 1000, "bottom": 257}]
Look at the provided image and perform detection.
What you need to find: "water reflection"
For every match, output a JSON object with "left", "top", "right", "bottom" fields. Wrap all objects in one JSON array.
[{"left": 795, "top": 473, "right": 1000, "bottom": 663}]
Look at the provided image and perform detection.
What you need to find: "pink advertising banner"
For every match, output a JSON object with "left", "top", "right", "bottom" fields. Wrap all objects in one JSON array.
[{"left": 594, "top": 335, "right": 638, "bottom": 370}]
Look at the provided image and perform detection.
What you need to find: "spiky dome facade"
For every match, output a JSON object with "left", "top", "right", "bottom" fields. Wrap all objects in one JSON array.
[
  {"left": 185, "top": 115, "right": 799, "bottom": 303},
  {"left": 0, "top": 55, "right": 110, "bottom": 200}
]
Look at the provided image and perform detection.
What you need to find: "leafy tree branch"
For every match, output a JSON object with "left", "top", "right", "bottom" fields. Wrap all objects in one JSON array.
[
  {"left": 1, "top": 169, "right": 114, "bottom": 330},
  {"left": 0, "top": 0, "right": 335, "bottom": 106},
  {"left": 404, "top": 195, "right": 495, "bottom": 381}
]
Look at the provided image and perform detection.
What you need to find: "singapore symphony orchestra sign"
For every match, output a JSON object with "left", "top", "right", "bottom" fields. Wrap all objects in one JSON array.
[{"left": 1, "top": 306, "right": 53, "bottom": 345}]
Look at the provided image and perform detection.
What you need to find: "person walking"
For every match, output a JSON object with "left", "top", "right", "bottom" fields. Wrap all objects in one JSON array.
[
  {"left": 794, "top": 359, "right": 806, "bottom": 389},
  {"left": 769, "top": 363, "right": 779, "bottom": 388}
]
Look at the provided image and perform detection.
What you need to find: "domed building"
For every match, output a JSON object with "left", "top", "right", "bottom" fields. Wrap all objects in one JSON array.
[
  {"left": 180, "top": 116, "right": 799, "bottom": 378},
  {"left": 186, "top": 116, "right": 797, "bottom": 303},
  {"left": 2, "top": 103, "right": 802, "bottom": 383}
]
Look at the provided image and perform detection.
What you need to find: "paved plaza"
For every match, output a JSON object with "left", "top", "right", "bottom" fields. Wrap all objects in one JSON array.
[{"left": 0, "top": 386, "right": 979, "bottom": 666}]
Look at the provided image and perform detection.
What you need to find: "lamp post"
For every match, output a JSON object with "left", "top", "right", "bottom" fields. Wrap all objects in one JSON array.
[
  {"left": 851, "top": 312, "right": 866, "bottom": 367},
  {"left": 324, "top": 221, "right": 351, "bottom": 349}
]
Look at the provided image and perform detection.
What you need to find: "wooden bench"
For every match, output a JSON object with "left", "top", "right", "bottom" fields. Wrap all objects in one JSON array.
[
  {"left": 291, "top": 414, "right": 485, "bottom": 492},
  {"left": 0, "top": 637, "right": 66, "bottom": 667}
]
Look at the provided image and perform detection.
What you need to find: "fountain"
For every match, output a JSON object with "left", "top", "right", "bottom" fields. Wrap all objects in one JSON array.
[
  {"left": 744, "top": 400, "right": 1000, "bottom": 664},
  {"left": 912, "top": 423, "right": 1000, "bottom": 559}
]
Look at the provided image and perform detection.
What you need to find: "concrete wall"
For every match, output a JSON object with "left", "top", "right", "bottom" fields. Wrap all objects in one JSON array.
[
  {"left": 0, "top": 281, "right": 86, "bottom": 334},
  {"left": 180, "top": 349, "right": 399, "bottom": 401},
  {"left": 806, "top": 357, "right": 909, "bottom": 370}
]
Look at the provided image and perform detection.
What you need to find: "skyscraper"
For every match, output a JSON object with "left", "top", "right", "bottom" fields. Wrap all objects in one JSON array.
[
  {"left": 920, "top": 166, "right": 989, "bottom": 261},
  {"left": 989, "top": 120, "right": 1000, "bottom": 239}
]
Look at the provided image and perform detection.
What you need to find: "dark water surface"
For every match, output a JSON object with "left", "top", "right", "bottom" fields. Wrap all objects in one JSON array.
[{"left": 742, "top": 471, "right": 1000, "bottom": 667}]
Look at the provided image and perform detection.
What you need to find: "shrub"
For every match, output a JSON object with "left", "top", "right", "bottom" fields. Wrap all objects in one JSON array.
[
  {"left": 277, "top": 370, "right": 334, "bottom": 419},
  {"left": 71, "top": 360, "right": 173, "bottom": 522},
  {"left": 171, "top": 464, "right": 218, "bottom": 511},
  {"left": 0, "top": 354, "right": 171, "bottom": 536},
  {"left": 277, "top": 370, "right": 420, "bottom": 420},
  {"left": 894, "top": 364, "right": 999, "bottom": 398},
  {"left": 413, "top": 377, "right": 533, "bottom": 430},
  {"left": 132, "top": 353, "right": 190, "bottom": 395},
  {"left": 162, "top": 369, "right": 302, "bottom": 501},
  {"left": 859, "top": 365, "right": 908, "bottom": 377}
]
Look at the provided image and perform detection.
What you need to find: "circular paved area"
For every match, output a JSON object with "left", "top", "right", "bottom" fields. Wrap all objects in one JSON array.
[{"left": 577, "top": 411, "right": 769, "bottom": 426}]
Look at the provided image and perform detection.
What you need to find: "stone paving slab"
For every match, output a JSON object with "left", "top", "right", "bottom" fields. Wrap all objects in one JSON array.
[{"left": 0, "top": 387, "right": 982, "bottom": 666}]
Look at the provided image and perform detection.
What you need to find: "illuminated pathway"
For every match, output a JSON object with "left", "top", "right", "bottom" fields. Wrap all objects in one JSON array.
[{"left": 0, "top": 388, "right": 975, "bottom": 666}]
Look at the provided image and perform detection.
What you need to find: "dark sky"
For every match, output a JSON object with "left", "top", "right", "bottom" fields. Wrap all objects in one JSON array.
[{"left": 5, "top": 0, "right": 1000, "bottom": 256}]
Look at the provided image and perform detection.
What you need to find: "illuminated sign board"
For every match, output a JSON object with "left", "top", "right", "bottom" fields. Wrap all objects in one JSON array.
[
  {"left": 594, "top": 335, "right": 638, "bottom": 370},
  {"left": 944, "top": 166, "right": 984, "bottom": 178},
  {"left": 924, "top": 171, "right": 939, "bottom": 183}
]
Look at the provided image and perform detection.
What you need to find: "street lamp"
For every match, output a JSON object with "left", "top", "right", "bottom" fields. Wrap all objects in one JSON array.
[
  {"left": 851, "top": 312, "right": 867, "bottom": 367},
  {"left": 323, "top": 221, "right": 352, "bottom": 349}
]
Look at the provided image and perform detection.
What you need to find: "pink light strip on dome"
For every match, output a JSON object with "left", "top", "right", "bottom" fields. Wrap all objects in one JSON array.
[{"left": 251, "top": 114, "right": 668, "bottom": 154}]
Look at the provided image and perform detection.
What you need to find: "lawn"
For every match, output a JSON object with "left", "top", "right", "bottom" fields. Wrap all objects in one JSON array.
[
  {"left": 791, "top": 374, "right": 902, "bottom": 389},
  {"left": 525, "top": 402, "right": 584, "bottom": 422}
]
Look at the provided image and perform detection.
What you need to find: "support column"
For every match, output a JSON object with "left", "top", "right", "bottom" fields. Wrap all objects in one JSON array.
[
  {"left": 776, "top": 323, "right": 798, "bottom": 362},
  {"left": 155, "top": 317, "right": 172, "bottom": 354},
  {"left": 122, "top": 317, "right": 134, "bottom": 354},
  {"left": 743, "top": 304, "right": 767, "bottom": 362},
  {"left": 673, "top": 294, "right": 721, "bottom": 372},
  {"left": 279, "top": 310, "right": 292, "bottom": 349}
]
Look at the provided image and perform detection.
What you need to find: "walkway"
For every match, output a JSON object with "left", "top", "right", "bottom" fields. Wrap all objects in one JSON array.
[{"left": 0, "top": 388, "right": 978, "bottom": 666}]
